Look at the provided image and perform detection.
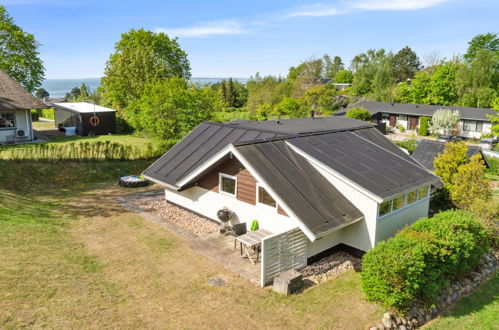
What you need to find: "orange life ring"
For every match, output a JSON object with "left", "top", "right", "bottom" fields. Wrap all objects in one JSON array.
[{"left": 89, "top": 116, "right": 100, "bottom": 127}]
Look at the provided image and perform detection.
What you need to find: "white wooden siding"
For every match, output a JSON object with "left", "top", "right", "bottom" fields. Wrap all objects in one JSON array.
[
  {"left": 260, "top": 228, "right": 308, "bottom": 286},
  {"left": 0, "top": 110, "right": 32, "bottom": 143},
  {"left": 375, "top": 197, "right": 430, "bottom": 243},
  {"left": 307, "top": 163, "right": 379, "bottom": 252},
  {"left": 165, "top": 186, "right": 296, "bottom": 234}
]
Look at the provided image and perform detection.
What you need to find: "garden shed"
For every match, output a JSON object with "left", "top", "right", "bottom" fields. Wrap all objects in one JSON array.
[{"left": 53, "top": 102, "right": 116, "bottom": 136}]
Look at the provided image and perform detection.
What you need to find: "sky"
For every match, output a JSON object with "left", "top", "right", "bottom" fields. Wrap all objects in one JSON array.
[{"left": 5, "top": 0, "right": 499, "bottom": 79}]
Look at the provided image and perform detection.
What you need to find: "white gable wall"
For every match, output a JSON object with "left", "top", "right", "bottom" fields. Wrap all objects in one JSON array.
[{"left": 165, "top": 186, "right": 298, "bottom": 234}]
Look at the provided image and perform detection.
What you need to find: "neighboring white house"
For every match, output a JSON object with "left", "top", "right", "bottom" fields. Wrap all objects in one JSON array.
[
  {"left": 0, "top": 70, "right": 45, "bottom": 144},
  {"left": 340, "top": 100, "right": 496, "bottom": 139},
  {"left": 143, "top": 117, "right": 441, "bottom": 286}
]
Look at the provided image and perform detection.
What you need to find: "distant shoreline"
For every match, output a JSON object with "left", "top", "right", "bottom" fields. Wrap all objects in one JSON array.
[{"left": 42, "top": 77, "right": 249, "bottom": 98}]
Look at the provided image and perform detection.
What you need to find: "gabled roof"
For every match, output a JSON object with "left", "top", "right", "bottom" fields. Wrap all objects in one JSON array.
[
  {"left": 143, "top": 117, "right": 373, "bottom": 187},
  {"left": 0, "top": 69, "right": 45, "bottom": 111},
  {"left": 347, "top": 100, "right": 496, "bottom": 122},
  {"left": 411, "top": 140, "right": 490, "bottom": 171},
  {"left": 286, "top": 128, "right": 439, "bottom": 200},
  {"left": 236, "top": 140, "right": 364, "bottom": 236}
]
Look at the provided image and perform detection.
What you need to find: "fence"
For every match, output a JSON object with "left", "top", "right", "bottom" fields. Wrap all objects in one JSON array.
[{"left": 260, "top": 228, "right": 308, "bottom": 286}]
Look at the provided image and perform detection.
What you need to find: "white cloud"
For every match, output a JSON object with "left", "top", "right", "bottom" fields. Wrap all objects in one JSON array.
[
  {"left": 155, "top": 20, "right": 244, "bottom": 38},
  {"left": 353, "top": 0, "right": 451, "bottom": 11},
  {"left": 287, "top": 5, "right": 344, "bottom": 18},
  {"left": 285, "top": 0, "right": 451, "bottom": 18}
]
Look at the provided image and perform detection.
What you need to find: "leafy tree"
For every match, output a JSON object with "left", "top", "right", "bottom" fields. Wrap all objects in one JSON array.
[
  {"left": 226, "top": 78, "right": 236, "bottom": 107},
  {"left": 333, "top": 69, "right": 353, "bottom": 83},
  {"left": 101, "top": 29, "right": 190, "bottom": 113},
  {"left": 457, "top": 49, "right": 498, "bottom": 108},
  {"left": 345, "top": 107, "right": 372, "bottom": 121},
  {"left": 0, "top": 6, "right": 44, "bottom": 92},
  {"left": 69, "top": 86, "right": 81, "bottom": 99},
  {"left": 35, "top": 88, "right": 49, "bottom": 99},
  {"left": 324, "top": 55, "right": 344, "bottom": 78},
  {"left": 393, "top": 46, "right": 421, "bottom": 82},
  {"left": 302, "top": 85, "right": 337, "bottom": 115},
  {"left": 449, "top": 154, "right": 492, "bottom": 210},
  {"left": 418, "top": 117, "right": 431, "bottom": 136},
  {"left": 246, "top": 75, "right": 291, "bottom": 116},
  {"left": 429, "top": 62, "right": 460, "bottom": 105},
  {"left": 430, "top": 109, "right": 460, "bottom": 134},
  {"left": 274, "top": 97, "right": 304, "bottom": 117},
  {"left": 351, "top": 49, "right": 394, "bottom": 98},
  {"left": 490, "top": 97, "right": 499, "bottom": 135},
  {"left": 410, "top": 71, "right": 432, "bottom": 104},
  {"left": 464, "top": 32, "right": 499, "bottom": 63},
  {"left": 434, "top": 141, "right": 468, "bottom": 186},
  {"left": 126, "top": 77, "right": 215, "bottom": 140}
]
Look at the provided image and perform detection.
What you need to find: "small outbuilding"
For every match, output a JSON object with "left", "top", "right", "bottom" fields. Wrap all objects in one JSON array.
[{"left": 53, "top": 102, "right": 116, "bottom": 136}]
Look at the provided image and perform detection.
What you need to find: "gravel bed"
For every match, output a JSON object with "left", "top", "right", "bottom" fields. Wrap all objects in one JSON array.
[
  {"left": 132, "top": 196, "right": 220, "bottom": 237},
  {"left": 301, "top": 251, "right": 361, "bottom": 284}
]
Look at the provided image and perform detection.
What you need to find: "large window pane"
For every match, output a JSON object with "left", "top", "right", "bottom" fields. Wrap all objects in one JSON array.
[
  {"left": 418, "top": 186, "right": 429, "bottom": 200},
  {"left": 0, "top": 113, "right": 15, "bottom": 128},
  {"left": 476, "top": 121, "right": 483, "bottom": 132},
  {"left": 407, "top": 190, "right": 417, "bottom": 204},
  {"left": 220, "top": 175, "right": 236, "bottom": 195},
  {"left": 393, "top": 195, "right": 405, "bottom": 211},
  {"left": 463, "top": 120, "right": 477, "bottom": 131},
  {"left": 379, "top": 200, "right": 392, "bottom": 217},
  {"left": 258, "top": 186, "right": 276, "bottom": 208}
]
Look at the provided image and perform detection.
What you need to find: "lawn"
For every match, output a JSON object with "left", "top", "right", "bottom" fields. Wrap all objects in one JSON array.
[
  {"left": 425, "top": 273, "right": 498, "bottom": 329},
  {"left": 0, "top": 160, "right": 384, "bottom": 329}
]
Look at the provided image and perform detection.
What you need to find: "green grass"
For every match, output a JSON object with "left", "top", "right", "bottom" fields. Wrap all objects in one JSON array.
[
  {"left": 425, "top": 273, "right": 499, "bottom": 329},
  {"left": 0, "top": 160, "right": 384, "bottom": 328},
  {"left": 485, "top": 157, "right": 499, "bottom": 181}
]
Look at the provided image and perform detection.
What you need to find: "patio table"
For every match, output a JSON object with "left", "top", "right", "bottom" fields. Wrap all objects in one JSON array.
[{"left": 235, "top": 229, "right": 272, "bottom": 264}]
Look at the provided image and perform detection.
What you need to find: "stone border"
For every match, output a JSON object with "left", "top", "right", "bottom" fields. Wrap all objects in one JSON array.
[{"left": 370, "top": 251, "right": 498, "bottom": 330}]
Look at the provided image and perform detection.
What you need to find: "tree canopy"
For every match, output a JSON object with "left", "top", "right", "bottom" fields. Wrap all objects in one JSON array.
[
  {"left": 0, "top": 5, "right": 44, "bottom": 92},
  {"left": 464, "top": 32, "right": 499, "bottom": 63},
  {"left": 393, "top": 46, "right": 421, "bottom": 82},
  {"left": 101, "top": 29, "right": 191, "bottom": 112}
]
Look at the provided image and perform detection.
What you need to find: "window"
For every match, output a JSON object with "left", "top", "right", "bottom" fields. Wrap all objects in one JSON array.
[
  {"left": 379, "top": 200, "right": 392, "bottom": 216},
  {"left": 257, "top": 185, "right": 277, "bottom": 208},
  {"left": 399, "top": 115, "right": 407, "bottom": 121},
  {"left": 392, "top": 195, "right": 405, "bottom": 211},
  {"left": 379, "top": 186, "right": 429, "bottom": 218},
  {"left": 463, "top": 120, "right": 483, "bottom": 132},
  {"left": 0, "top": 113, "right": 15, "bottom": 129},
  {"left": 219, "top": 173, "right": 236, "bottom": 196},
  {"left": 418, "top": 186, "right": 429, "bottom": 200},
  {"left": 407, "top": 190, "right": 417, "bottom": 205}
]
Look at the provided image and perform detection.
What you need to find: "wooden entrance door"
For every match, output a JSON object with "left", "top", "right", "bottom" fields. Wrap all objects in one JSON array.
[
  {"left": 409, "top": 116, "right": 418, "bottom": 130},
  {"left": 389, "top": 115, "right": 396, "bottom": 127}
]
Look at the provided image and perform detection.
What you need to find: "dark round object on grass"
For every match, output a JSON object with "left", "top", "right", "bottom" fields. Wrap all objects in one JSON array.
[{"left": 119, "top": 175, "right": 149, "bottom": 188}]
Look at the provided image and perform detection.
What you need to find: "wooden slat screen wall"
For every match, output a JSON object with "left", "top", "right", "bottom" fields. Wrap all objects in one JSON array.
[{"left": 260, "top": 228, "right": 308, "bottom": 286}]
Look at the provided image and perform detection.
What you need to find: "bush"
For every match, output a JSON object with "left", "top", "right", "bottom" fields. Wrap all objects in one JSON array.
[
  {"left": 32, "top": 108, "right": 55, "bottom": 120},
  {"left": 0, "top": 141, "right": 166, "bottom": 161},
  {"left": 393, "top": 139, "right": 417, "bottom": 154},
  {"left": 396, "top": 124, "right": 406, "bottom": 132},
  {"left": 361, "top": 210, "right": 491, "bottom": 311},
  {"left": 418, "top": 117, "right": 431, "bottom": 136},
  {"left": 345, "top": 107, "right": 372, "bottom": 121}
]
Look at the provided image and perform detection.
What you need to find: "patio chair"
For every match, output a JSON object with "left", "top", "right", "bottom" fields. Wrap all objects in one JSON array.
[{"left": 233, "top": 223, "right": 247, "bottom": 252}]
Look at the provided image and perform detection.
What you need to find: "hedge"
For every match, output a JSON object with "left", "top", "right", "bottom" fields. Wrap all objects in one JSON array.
[
  {"left": 361, "top": 210, "right": 491, "bottom": 311},
  {"left": 418, "top": 117, "right": 431, "bottom": 136},
  {"left": 31, "top": 108, "right": 55, "bottom": 120}
]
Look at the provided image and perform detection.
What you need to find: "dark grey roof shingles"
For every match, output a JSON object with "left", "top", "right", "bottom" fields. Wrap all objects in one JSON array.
[
  {"left": 288, "top": 130, "right": 439, "bottom": 199},
  {"left": 236, "top": 140, "right": 364, "bottom": 235},
  {"left": 411, "top": 140, "right": 490, "bottom": 171}
]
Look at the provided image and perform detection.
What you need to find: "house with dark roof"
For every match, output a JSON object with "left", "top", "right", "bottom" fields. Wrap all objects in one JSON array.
[
  {"left": 143, "top": 116, "right": 441, "bottom": 286},
  {"left": 411, "top": 140, "right": 490, "bottom": 172},
  {"left": 340, "top": 100, "right": 496, "bottom": 139},
  {"left": 0, "top": 70, "right": 45, "bottom": 144}
]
